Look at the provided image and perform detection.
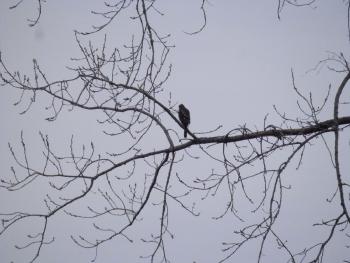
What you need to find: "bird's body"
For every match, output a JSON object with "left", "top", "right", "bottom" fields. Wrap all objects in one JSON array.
[{"left": 178, "top": 104, "right": 190, "bottom": 138}]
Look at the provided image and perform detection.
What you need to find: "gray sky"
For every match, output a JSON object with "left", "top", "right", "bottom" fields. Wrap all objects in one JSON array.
[{"left": 0, "top": 1, "right": 349, "bottom": 262}]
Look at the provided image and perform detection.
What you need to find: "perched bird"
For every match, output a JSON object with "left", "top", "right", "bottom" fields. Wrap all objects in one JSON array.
[{"left": 178, "top": 104, "right": 190, "bottom": 138}]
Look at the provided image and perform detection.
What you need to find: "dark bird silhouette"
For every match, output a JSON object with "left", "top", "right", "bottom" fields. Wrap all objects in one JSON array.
[{"left": 178, "top": 104, "right": 190, "bottom": 138}]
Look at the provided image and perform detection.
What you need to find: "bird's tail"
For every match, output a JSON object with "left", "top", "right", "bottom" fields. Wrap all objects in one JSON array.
[{"left": 184, "top": 129, "right": 187, "bottom": 138}]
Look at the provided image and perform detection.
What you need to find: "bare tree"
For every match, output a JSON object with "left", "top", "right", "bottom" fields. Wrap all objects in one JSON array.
[{"left": 1, "top": 1, "right": 350, "bottom": 262}]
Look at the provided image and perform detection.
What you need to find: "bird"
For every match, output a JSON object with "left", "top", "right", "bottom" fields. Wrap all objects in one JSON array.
[{"left": 178, "top": 104, "right": 190, "bottom": 138}]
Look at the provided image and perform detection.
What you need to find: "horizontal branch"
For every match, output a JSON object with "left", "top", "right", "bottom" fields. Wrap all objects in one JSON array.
[
  {"left": 92, "top": 116, "right": 350, "bottom": 180},
  {"left": 194, "top": 116, "right": 350, "bottom": 145}
]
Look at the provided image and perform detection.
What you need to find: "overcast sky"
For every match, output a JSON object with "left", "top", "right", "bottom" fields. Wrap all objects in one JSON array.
[{"left": 0, "top": 1, "right": 349, "bottom": 262}]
